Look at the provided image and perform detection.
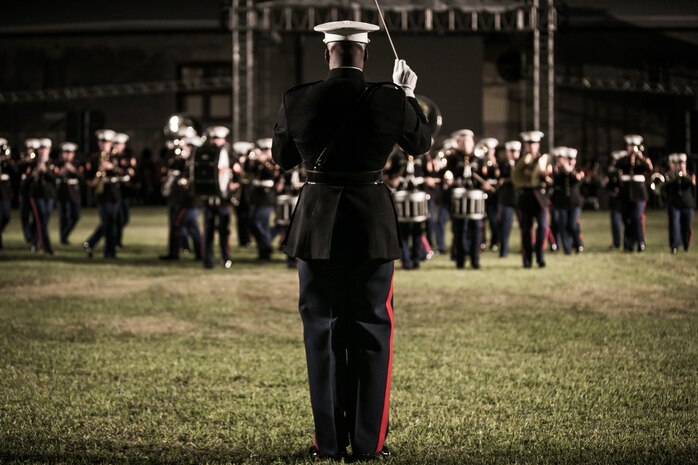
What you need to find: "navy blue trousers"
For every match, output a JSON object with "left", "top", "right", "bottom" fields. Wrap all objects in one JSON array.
[
  {"left": 485, "top": 200, "right": 500, "bottom": 248},
  {"left": 87, "top": 202, "right": 119, "bottom": 257},
  {"left": 29, "top": 197, "right": 54, "bottom": 253},
  {"left": 58, "top": 200, "right": 81, "bottom": 244},
  {"left": 623, "top": 200, "right": 646, "bottom": 251},
  {"left": 552, "top": 207, "right": 582, "bottom": 254},
  {"left": 116, "top": 199, "right": 130, "bottom": 247},
  {"left": 249, "top": 205, "right": 273, "bottom": 258},
  {"left": 399, "top": 222, "right": 427, "bottom": 269},
  {"left": 427, "top": 202, "right": 449, "bottom": 253},
  {"left": 668, "top": 206, "right": 694, "bottom": 251},
  {"left": 167, "top": 206, "right": 201, "bottom": 259},
  {"left": 20, "top": 193, "right": 32, "bottom": 243},
  {"left": 498, "top": 205, "right": 517, "bottom": 257},
  {"left": 610, "top": 207, "right": 623, "bottom": 248},
  {"left": 0, "top": 199, "right": 10, "bottom": 248},
  {"left": 519, "top": 207, "right": 548, "bottom": 266},
  {"left": 299, "top": 259, "right": 394, "bottom": 457},
  {"left": 452, "top": 217, "right": 482, "bottom": 268},
  {"left": 203, "top": 205, "right": 231, "bottom": 267}
]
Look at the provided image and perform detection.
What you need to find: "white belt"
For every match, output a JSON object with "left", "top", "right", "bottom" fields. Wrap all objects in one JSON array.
[
  {"left": 0, "top": 174, "right": 9, "bottom": 181},
  {"left": 66, "top": 178, "right": 79, "bottom": 186},
  {"left": 253, "top": 180, "right": 274, "bottom": 188},
  {"left": 620, "top": 175, "right": 646, "bottom": 182}
]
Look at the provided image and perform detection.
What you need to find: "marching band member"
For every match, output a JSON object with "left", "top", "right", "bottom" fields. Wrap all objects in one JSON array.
[
  {"left": 446, "top": 129, "right": 483, "bottom": 269},
  {"left": 202, "top": 126, "right": 236, "bottom": 269},
  {"left": 513, "top": 130, "right": 551, "bottom": 268},
  {"left": 247, "top": 138, "right": 275, "bottom": 260},
  {"left": 28, "top": 138, "right": 56, "bottom": 254},
  {"left": 272, "top": 20, "right": 430, "bottom": 460},
  {"left": 548, "top": 147, "right": 566, "bottom": 252},
  {"left": 55, "top": 142, "right": 83, "bottom": 245},
  {"left": 19, "top": 138, "right": 41, "bottom": 244},
  {"left": 84, "top": 129, "right": 121, "bottom": 259},
  {"left": 0, "top": 137, "right": 15, "bottom": 249},
  {"left": 385, "top": 148, "right": 430, "bottom": 270},
  {"left": 605, "top": 150, "right": 626, "bottom": 249},
  {"left": 112, "top": 132, "right": 136, "bottom": 249},
  {"left": 159, "top": 133, "right": 202, "bottom": 262},
  {"left": 498, "top": 140, "right": 521, "bottom": 257},
  {"left": 231, "top": 141, "right": 254, "bottom": 247},
  {"left": 425, "top": 140, "right": 450, "bottom": 254},
  {"left": 664, "top": 153, "right": 695, "bottom": 253},
  {"left": 550, "top": 147, "right": 584, "bottom": 255},
  {"left": 617, "top": 134, "right": 652, "bottom": 252},
  {"left": 272, "top": 163, "right": 306, "bottom": 268},
  {"left": 476, "top": 137, "right": 500, "bottom": 252}
]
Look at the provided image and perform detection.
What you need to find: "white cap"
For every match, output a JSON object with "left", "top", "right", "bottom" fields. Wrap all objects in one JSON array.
[
  {"left": 207, "top": 126, "right": 230, "bottom": 139},
  {"left": 24, "top": 138, "right": 40, "bottom": 149},
  {"left": 473, "top": 147, "right": 485, "bottom": 159},
  {"left": 624, "top": 134, "right": 643, "bottom": 146},
  {"left": 60, "top": 142, "right": 78, "bottom": 152},
  {"left": 552, "top": 146, "right": 567, "bottom": 157},
  {"left": 183, "top": 136, "right": 205, "bottom": 148},
  {"left": 611, "top": 150, "right": 627, "bottom": 161},
  {"left": 505, "top": 141, "right": 522, "bottom": 152},
  {"left": 0, "top": 137, "right": 8, "bottom": 146},
  {"left": 566, "top": 148, "right": 578, "bottom": 159},
  {"left": 256, "top": 138, "right": 273, "bottom": 150},
  {"left": 476, "top": 138, "right": 499, "bottom": 150},
  {"left": 669, "top": 153, "right": 687, "bottom": 163},
  {"left": 233, "top": 141, "right": 255, "bottom": 155},
  {"left": 451, "top": 129, "right": 474, "bottom": 139},
  {"left": 314, "top": 21, "right": 380, "bottom": 44},
  {"left": 39, "top": 138, "right": 52, "bottom": 148},
  {"left": 96, "top": 129, "right": 116, "bottom": 142},
  {"left": 113, "top": 133, "right": 130, "bottom": 144},
  {"left": 442, "top": 138, "right": 458, "bottom": 151},
  {"left": 520, "top": 131, "right": 544, "bottom": 143}
]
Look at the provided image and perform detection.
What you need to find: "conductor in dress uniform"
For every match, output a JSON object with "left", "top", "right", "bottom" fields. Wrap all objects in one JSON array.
[{"left": 272, "top": 21, "right": 430, "bottom": 461}]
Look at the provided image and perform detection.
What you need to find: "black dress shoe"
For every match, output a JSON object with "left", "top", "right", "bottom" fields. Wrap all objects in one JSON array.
[
  {"left": 352, "top": 446, "right": 391, "bottom": 462},
  {"left": 308, "top": 445, "right": 347, "bottom": 461},
  {"left": 83, "top": 242, "right": 93, "bottom": 258}
]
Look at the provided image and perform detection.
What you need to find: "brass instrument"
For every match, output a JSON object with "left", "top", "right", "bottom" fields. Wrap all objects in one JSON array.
[
  {"left": 94, "top": 150, "right": 113, "bottom": 194},
  {"left": 649, "top": 172, "right": 666, "bottom": 193},
  {"left": 512, "top": 153, "right": 550, "bottom": 188},
  {"left": 415, "top": 95, "right": 443, "bottom": 137}
]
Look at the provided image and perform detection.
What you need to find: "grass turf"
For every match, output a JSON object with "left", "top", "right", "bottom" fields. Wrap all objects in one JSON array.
[{"left": 0, "top": 206, "right": 696, "bottom": 464}]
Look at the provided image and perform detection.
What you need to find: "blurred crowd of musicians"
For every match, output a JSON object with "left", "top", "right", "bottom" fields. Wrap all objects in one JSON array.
[{"left": 0, "top": 126, "right": 695, "bottom": 268}]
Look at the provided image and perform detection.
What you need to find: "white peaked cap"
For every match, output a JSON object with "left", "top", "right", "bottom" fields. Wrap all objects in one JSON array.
[
  {"left": 96, "top": 129, "right": 116, "bottom": 141},
  {"left": 442, "top": 138, "right": 458, "bottom": 150},
  {"left": 233, "top": 141, "right": 255, "bottom": 155},
  {"left": 624, "top": 134, "right": 643, "bottom": 146},
  {"left": 60, "top": 142, "right": 78, "bottom": 152},
  {"left": 0, "top": 138, "right": 7, "bottom": 146},
  {"left": 451, "top": 129, "right": 474, "bottom": 139},
  {"left": 611, "top": 150, "right": 628, "bottom": 161},
  {"left": 256, "top": 138, "right": 273, "bottom": 150},
  {"left": 184, "top": 136, "right": 205, "bottom": 148},
  {"left": 566, "top": 148, "right": 578, "bottom": 159},
  {"left": 669, "top": 153, "right": 687, "bottom": 163},
  {"left": 314, "top": 21, "right": 380, "bottom": 44},
  {"left": 39, "top": 138, "right": 52, "bottom": 148},
  {"left": 520, "top": 131, "right": 544, "bottom": 143},
  {"left": 505, "top": 140, "right": 522, "bottom": 151},
  {"left": 477, "top": 138, "right": 499, "bottom": 150},
  {"left": 25, "top": 138, "right": 40, "bottom": 149},
  {"left": 207, "top": 126, "right": 230, "bottom": 139},
  {"left": 113, "top": 133, "right": 130, "bottom": 144},
  {"left": 552, "top": 146, "right": 567, "bottom": 157}
]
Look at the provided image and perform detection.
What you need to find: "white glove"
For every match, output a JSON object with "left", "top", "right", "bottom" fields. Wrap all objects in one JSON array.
[{"left": 392, "top": 59, "right": 418, "bottom": 98}]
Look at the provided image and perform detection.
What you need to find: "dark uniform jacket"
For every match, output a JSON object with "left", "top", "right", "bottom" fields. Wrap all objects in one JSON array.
[
  {"left": 606, "top": 165, "right": 622, "bottom": 209},
  {"left": 272, "top": 67, "right": 431, "bottom": 260},
  {"left": 498, "top": 160, "right": 519, "bottom": 207},
  {"left": 245, "top": 157, "right": 276, "bottom": 207},
  {"left": 88, "top": 153, "right": 121, "bottom": 204},
  {"left": 665, "top": 174, "right": 696, "bottom": 209},
  {"left": 167, "top": 156, "right": 197, "bottom": 209},
  {"left": 56, "top": 160, "right": 82, "bottom": 204},
  {"left": 0, "top": 158, "right": 16, "bottom": 201},
  {"left": 551, "top": 171, "right": 583, "bottom": 208},
  {"left": 616, "top": 155, "right": 651, "bottom": 201}
]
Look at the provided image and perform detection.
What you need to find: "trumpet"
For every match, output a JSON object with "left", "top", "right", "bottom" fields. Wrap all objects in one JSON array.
[{"left": 649, "top": 172, "right": 666, "bottom": 193}]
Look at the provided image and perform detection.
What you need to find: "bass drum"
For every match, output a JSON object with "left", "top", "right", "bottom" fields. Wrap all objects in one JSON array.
[
  {"left": 275, "top": 194, "right": 299, "bottom": 226},
  {"left": 392, "top": 190, "right": 430, "bottom": 223},
  {"left": 192, "top": 145, "right": 227, "bottom": 198}
]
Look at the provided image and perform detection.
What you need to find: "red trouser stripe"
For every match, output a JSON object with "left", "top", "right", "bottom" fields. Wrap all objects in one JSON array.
[
  {"left": 29, "top": 198, "right": 45, "bottom": 251},
  {"left": 420, "top": 233, "right": 432, "bottom": 255},
  {"left": 376, "top": 267, "right": 395, "bottom": 453}
]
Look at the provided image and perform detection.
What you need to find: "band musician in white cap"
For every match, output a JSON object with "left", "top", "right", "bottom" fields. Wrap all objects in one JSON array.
[{"left": 272, "top": 20, "right": 431, "bottom": 461}]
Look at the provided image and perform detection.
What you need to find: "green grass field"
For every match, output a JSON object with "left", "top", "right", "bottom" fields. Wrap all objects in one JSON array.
[{"left": 0, "top": 207, "right": 696, "bottom": 464}]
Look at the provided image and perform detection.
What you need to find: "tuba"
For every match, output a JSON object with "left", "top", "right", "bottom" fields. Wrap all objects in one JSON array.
[
  {"left": 415, "top": 95, "right": 443, "bottom": 138},
  {"left": 512, "top": 153, "right": 550, "bottom": 188}
]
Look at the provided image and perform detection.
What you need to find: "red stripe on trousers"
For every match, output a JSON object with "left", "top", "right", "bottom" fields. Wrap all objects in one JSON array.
[
  {"left": 376, "top": 266, "right": 395, "bottom": 453},
  {"left": 420, "top": 234, "right": 432, "bottom": 254},
  {"left": 29, "top": 198, "right": 45, "bottom": 251}
]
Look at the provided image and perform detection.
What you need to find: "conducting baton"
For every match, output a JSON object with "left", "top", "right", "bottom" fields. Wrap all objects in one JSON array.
[{"left": 373, "top": 0, "right": 399, "bottom": 60}]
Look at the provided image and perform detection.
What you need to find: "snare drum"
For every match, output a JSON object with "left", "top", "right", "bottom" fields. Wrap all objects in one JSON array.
[
  {"left": 392, "top": 190, "right": 430, "bottom": 223},
  {"left": 450, "top": 188, "right": 487, "bottom": 220},
  {"left": 275, "top": 194, "right": 298, "bottom": 226}
]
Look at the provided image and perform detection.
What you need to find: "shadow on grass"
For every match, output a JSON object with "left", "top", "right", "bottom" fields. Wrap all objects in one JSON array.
[{"left": 1, "top": 439, "right": 697, "bottom": 465}]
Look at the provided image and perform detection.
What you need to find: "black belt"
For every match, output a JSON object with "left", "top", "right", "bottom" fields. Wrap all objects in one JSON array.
[{"left": 306, "top": 170, "right": 384, "bottom": 185}]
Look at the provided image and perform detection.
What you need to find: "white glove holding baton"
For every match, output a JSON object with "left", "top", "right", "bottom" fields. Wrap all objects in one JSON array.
[{"left": 392, "top": 59, "right": 418, "bottom": 98}]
